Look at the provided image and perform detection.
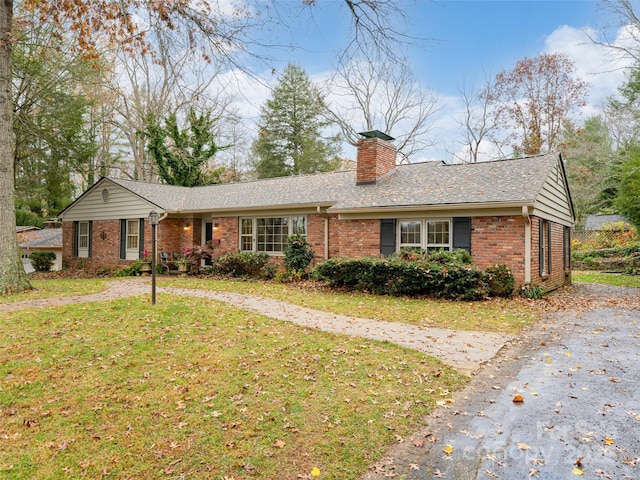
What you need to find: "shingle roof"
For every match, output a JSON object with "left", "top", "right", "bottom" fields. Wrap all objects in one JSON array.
[
  {"left": 19, "top": 228, "right": 62, "bottom": 248},
  {"left": 105, "top": 153, "right": 561, "bottom": 213}
]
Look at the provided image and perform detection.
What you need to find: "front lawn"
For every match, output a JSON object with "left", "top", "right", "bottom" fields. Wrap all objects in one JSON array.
[
  {"left": 159, "top": 277, "right": 539, "bottom": 334},
  {"left": 572, "top": 271, "right": 640, "bottom": 288},
  {"left": 0, "top": 278, "right": 109, "bottom": 303},
  {"left": 0, "top": 296, "right": 468, "bottom": 479}
]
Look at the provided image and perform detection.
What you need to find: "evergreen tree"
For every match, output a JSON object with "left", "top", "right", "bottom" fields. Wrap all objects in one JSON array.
[
  {"left": 561, "top": 117, "right": 617, "bottom": 227},
  {"left": 615, "top": 146, "right": 640, "bottom": 231},
  {"left": 252, "top": 63, "right": 341, "bottom": 178},
  {"left": 12, "top": 22, "right": 98, "bottom": 220},
  {"left": 142, "top": 108, "right": 223, "bottom": 187}
]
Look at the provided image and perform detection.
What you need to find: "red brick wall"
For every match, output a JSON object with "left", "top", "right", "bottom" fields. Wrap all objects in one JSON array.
[
  {"left": 471, "top": 216, "right": 526, "bottom": 285},
  {"left": 531, "top": 217, "right": 571, "bottom": 290},
  {"left": 211, "top": 216, "right": 240, "bottom": 256},
  {"left": 335, "top": 218, "right": 381, "bottom": 257},
  {"left": 356, "top": 137, "right": 396, "bottom": 184}
]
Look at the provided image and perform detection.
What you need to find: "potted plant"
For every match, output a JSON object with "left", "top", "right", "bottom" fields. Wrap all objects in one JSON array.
[
  {"left": 140, "top": 249, "right": 152, "bottom": 274},
  {"left": 176, "top": 248, "right": 192, "bottom": 272}
]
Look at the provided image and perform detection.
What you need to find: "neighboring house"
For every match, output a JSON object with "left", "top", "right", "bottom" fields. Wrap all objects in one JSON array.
[
  {"left": 19, "top": 223, "right": 63, "bottom": 272},
  {"left": 583, "top": 214, "right": 629, "bottom": 231},
  {"left": 58, "top": 132, "right": 575, "bottom": 290}
]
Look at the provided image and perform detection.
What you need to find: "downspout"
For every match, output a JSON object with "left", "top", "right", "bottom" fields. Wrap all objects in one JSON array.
[
  {"left": 324, "top": 217, "right": 329, "bottom": 260},
  {"left": 522, "top": 206, "right": 531, "bottom": 284},
  {"left": 318, "top": 206, "right": 329, "bottom": 260}
]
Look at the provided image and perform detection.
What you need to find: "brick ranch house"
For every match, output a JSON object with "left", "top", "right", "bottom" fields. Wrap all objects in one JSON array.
[{"left": 58, "top": 131, "right": 575, "bottom": 291}]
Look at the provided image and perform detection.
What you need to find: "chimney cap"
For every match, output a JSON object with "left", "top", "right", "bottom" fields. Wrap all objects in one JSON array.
[{"left": 358, "top": 130, "right": 394, "bottom": 141}]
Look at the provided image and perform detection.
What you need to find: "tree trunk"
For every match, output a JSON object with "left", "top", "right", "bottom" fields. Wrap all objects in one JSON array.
[{"left": 0, "top": 0, "right": 32, "bottom": 295}]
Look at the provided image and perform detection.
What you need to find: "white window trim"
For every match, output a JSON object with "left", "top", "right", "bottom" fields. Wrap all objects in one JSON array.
[
  {"left": 397, "top": 219, "right": 452, "bottom": 252},
  {"left": 78, "top": 221, "right": 89, "bottom": 258},
  {"left": 239, "top": 215, "right": 307, "bottom": 255},
  {"left": 125, "top": 219, "right": 139, "bottom": 260}
]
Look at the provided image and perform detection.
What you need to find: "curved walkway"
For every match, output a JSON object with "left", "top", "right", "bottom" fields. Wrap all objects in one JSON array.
[{"left": 1, "top": 278, "right": 511, "bottom": 374}]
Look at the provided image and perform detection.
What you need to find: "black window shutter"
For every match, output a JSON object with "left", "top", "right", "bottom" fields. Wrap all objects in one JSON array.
[
  {"left": 380, "top": 219, "right": 396, "bottom": 257},
  {"left": 119, "top": 219, "right": 126, "bottom": 259},
  {"left": 547, "top": 221, "right": 552, "bottom": 275},
  {"left": 72, "top": 221, "right": 79, "bottom": 257},
  {"left": 88, "top": 221, "right": 93, "bottom": 258},
  {"left": 452, "top": 217, "right": 472, "bottom": 253},
  {"left": 538, "top": 219, "right": 544, "bottom": 276},
  {"left": 139, "top": 218, "right": 145, "bottom": 259}
]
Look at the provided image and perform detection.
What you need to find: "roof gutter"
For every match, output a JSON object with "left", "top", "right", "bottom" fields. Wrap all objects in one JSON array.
[{"left": 330, "top": 200, "right": 533, "bottom": 216}]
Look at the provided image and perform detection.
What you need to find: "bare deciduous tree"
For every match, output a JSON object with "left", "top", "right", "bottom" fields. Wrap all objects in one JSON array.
[
  {"left": 454, "top": 76, "right": 503, "bottom": 163},
  {"left": 324, "top": 56, "right": 439, "bottom": 161}
]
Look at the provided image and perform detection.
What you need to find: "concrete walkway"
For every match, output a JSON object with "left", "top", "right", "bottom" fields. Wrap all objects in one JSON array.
[{"left": 0, "top": 278, "right": 511, "bottom": 374}]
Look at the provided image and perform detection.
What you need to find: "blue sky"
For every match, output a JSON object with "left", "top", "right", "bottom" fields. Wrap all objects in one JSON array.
[{"left": 222, "top": 0, "right": 631, "bottom": 162}]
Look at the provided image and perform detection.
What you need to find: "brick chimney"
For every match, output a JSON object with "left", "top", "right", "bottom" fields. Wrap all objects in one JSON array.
[{"left": 356, "top": 130, "right": 396, "bottom": 185}]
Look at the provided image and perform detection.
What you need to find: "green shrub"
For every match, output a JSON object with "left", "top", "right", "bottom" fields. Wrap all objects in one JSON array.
[
  {"left": 29, "top": 251, "right": 56, "bottom": 272},
  {"left": 211, "top": 252, "right": 270, "bottom": 277},
  {"left": 114, "top": 261, "right": 142, "bottom": 277},
  {"left": 427, "top": 248, "right": 473, "bottom": 265},
  {"left": 283, "top": 234, "right": 315, "bottom": 274},
  {"left": 519, "top": 283, "right": 545, "bottom": 299},
  {"left": 484, "top": 264, "right": 515, "bottom": 297},
  {"left": 312, "top": 255, "right": 487, "bottom": 300},
  {"left": 260, "top": 263, "right": 277, "bottom": 279}
]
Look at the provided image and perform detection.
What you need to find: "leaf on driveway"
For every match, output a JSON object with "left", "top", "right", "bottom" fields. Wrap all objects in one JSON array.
[
  {"left": 572, "top": 468, "right": 584, "bottom": 475},
  {"left": 443, "top": 444, "right": 453, "bottom": 454},
  {"left": 604, "top": 437, "right": 614, "bottom": 445},
  {"left": 513, "top": 394, "right": 524, "bottom": 403},
  {"left": 517, "top": 443, "right": 531, "bottom": 451}
]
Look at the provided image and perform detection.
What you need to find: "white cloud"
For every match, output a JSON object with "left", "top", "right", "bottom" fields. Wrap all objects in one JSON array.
[{"left": 544, "top": 25, "right": 634, "bottom": 109}]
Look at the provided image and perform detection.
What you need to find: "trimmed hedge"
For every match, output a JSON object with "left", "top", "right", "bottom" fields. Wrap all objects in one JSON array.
[{"left": 311, "top": 254, "right": 504, "bottom": 301}]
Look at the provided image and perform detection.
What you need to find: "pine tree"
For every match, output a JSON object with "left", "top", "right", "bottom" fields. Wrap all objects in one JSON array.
[{"left": 252, "top": 63, "right": 341, "bottom": 178}]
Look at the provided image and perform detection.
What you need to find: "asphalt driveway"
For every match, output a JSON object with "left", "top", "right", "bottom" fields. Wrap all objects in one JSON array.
[{"left": 363, "top": 284, "right": 640, "bottom": 479}]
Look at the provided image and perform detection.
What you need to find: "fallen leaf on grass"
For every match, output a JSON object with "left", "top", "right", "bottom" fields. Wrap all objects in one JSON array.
[
  {"left": 273, "top": 440, "right": 285, "bottom": 449},
  {"left": 310, "top": 467, "right": 320, "bottom": 477}
]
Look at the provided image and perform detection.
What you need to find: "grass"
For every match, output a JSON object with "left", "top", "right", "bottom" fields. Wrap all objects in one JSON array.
[
  {"left": 0, "top": 295, "right": 468, "bottom": 479},
  {"left": 0, "top": 278, "right": 109, "bottom": 303},
  {"left": 158, "top": 277, "right": 539, "bottom": 334},
  {"left": 572, "top": 270, "right": 640, "bottom": 288}
]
